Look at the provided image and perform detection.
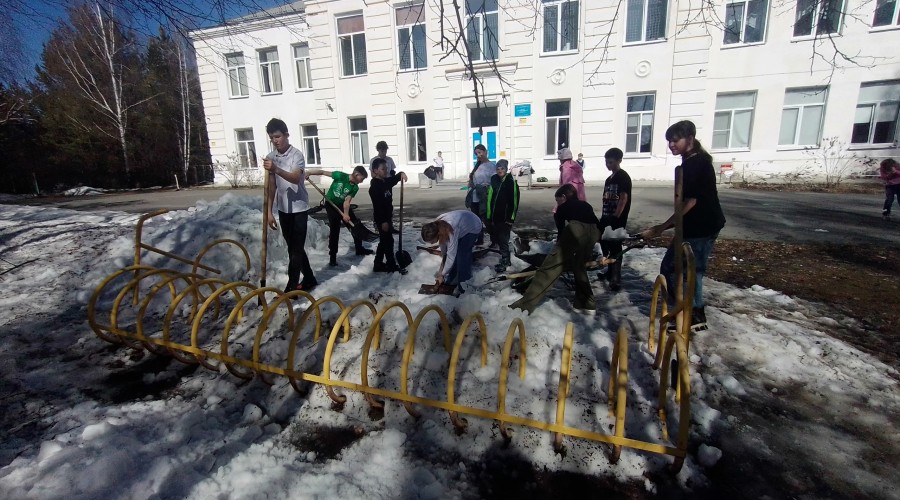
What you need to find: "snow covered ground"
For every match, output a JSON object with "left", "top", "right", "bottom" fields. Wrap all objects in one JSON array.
[{"left": 1, "top": 193, "right": 898, "bottom": 499}]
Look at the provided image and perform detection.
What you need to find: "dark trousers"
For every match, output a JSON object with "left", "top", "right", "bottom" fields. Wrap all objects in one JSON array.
[
  {"left": 598, "top": 215, "right": 624, "bottom": 283},
  {"left": 884, "top": 184, "right": 900, "bottom": 214},
  {"left": 324, "top": 202, "right": 365, "bottom": 257},
  {"left": 278, "top": 211, "right": 315, "bottom": 289},
  {"left": 489, "top": 221, "right": 512, "bottom": 263},
  {"left": 375, "top": 222, "right": 396, "bottom": 267}
]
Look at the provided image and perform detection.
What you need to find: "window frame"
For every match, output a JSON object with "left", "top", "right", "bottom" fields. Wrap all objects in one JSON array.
[
  {"left": 466, "top": 0, "right": 500, "bottom": 62},
  {"left": 257, "top": 47, "right": 282, "bottom": 95},
  {"left": 396, "top": 3, "right": 428, "bottom": 71},
  {"left": 292, "top": 43, "right": 312, "bottom": 91},
  {"left": 545, "top": 100, "right": 571, "bottom": 157},
  {"left": 872, "top": 0, "right": 900, "bottom": 29},
  {"left": 541, "top": 0, "right": 580, "bottom": 54},
  {"left": 337, "top": 14, "right": 368, "bottom": 77},
  {"left": 624, "top": 0, "right": 669, "bottom": 44},
  {"left": 235, "top": 128, "right": 257, "bottom": 169},
  {"left": 723, "top": 0, "right": 769, "bottom": 46},
  {"left": 625, "top": 93, "right": 656, "bottom": 154},
  {"left": 778, "top": 87, "right": 828, "bottom": 148},
  {"left": 405, "top": 112, "right": 427, "bottom": 162},
  {"left": 225, "top": 52, "right": 249, "bottom": 98},
  {"left": 792, "top": 0, "right": 845, "bottom": 38},
  {"left": 300, "top": 124, "right": 321, "bottom": 165},
  {"left": 851, "top": 81, "right": 900, "bottom": 146},
  {"left": 349, "top": 117, "right": 369, "bottom": 165},
  {"left": 712, "top": 91, "right": 757, "bottom": 151}
]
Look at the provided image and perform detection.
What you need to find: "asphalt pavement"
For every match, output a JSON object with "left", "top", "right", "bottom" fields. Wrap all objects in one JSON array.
[{"left": 5, "top": 181, "right": 897, "bottom": 246}]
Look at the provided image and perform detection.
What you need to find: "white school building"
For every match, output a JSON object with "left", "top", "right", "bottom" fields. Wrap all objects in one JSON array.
[{"left": 190, "top": 0, "right": 900, "bottom": 185}]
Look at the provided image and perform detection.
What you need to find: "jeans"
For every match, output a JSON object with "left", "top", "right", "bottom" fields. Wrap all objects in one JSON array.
[
  {"left": 445, "top": 232, "right": 479, "bottom": 285},
  {"left": 884, "top": 184, "right": 900, "bottom": 215},
  {"left": 324, "top": 202, "right": 365, "bottom": 257},
  {"left": 278, "top": 211, "right": 315, "bottom": 289},
  {"left": 660, "top": 233, "right": 718, "bottom": 309}
]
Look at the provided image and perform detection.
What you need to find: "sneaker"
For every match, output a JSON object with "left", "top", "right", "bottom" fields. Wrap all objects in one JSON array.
[
  {"left": 297, "top": 280, "right": 318, "bottom": 293},
  {"left": 883, "top": 212, "right": 892, "bottom": 221},
  {"left": 573, "top": 300, "right": 596, "bottom": 315},
  {"left": 356, "top": 248, "right": 374, "bottom": 256},
  {"left": 328, "top": 257, "right": 338, "bottom": 267},
  {"left": 452, "top": 284, "right": 465, "bottom": 298},
  {"left": 666, "top": 321, "right": 677, "bottom": 333},
  {"left": 691, "top": 307, "right": 708, "bottom": 332},
  {"left": 609, "top": 281, "right": 621, "bottom": 292}
]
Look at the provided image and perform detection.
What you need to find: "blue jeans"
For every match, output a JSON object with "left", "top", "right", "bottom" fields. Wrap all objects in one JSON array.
[
  {"left": 445, "top": 232, "right": 479, "bottom": 285},
  {"left": 660, "top": 233, "right": 718, "bottom": 309}
]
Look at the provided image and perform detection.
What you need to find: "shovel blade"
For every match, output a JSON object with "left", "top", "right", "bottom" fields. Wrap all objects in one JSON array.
[{"left": 396, "top": 250, "right": 413, "bottom": 269}]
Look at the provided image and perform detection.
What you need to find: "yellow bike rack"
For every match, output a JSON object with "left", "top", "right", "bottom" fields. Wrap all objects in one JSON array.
[{"left": 86, "top": 210, "right": 695, "bottom": 472}]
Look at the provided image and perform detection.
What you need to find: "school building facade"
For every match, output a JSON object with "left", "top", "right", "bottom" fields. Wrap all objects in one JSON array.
[{"left": 190, "top": 0, "right": 900, "bottom": 184}]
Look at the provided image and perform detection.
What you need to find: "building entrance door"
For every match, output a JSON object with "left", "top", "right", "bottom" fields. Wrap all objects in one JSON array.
[{"left": 470, "top": 106, "right": 499, "bottom": 162}]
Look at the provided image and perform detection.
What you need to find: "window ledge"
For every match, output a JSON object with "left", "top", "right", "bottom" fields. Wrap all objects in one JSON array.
[
  {"left": 261, "top": 92, "right": 283, "bottom": 96},
  {"left": 539, "top": 49, "right": 579, "bottom": 57},
  {"left": 624, "top": 153, "right": 653, "bottom": 159},
  {"left": 622, "top": 38, "right": 667, "bottom": 48},
  {"left": 721, "top": 40, "right": 767, "bottom": 49},
  {"left": 776, "top": 145, "right": 818, "bottom": 151},
  {"left": 295, "top": 88, "right": 314, "bottom": 93},
  {"left": 848, "top": 143, "right": 898, "bottom": 150},
  {"left": 398, "top": 67, "right": 427, "bottom": 74},
  {"left": 229, "top": 95, "right": 250, "bottom": 99},
  {"left": 340, "top": 74, "right": 368, "bottom": 79},
  {"left": 711, "top": 148, "right": 751, "bottom": 153},
  {"left": 791, "top": 33, "right": 843, "bottom": 42},
  {"left": 870, "top": 24, "right": 900, "bottom": 33}
]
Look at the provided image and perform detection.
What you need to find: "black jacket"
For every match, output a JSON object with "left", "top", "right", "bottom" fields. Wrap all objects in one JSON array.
[
  {"left": 554, "top": 198, "right": 600, "bottom": 236},
  {"left": 369, "top": 174, "right": 402, "bottom": 225},
  {"left": 486, "top": 173, "right": 519, "bottom": 223}
]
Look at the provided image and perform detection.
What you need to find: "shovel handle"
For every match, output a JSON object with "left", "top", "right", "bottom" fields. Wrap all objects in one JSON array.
[{"left": 308, "top": 178, "right": 354, "bottom": 227}]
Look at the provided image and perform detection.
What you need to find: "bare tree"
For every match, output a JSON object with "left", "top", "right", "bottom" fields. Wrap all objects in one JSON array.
[{"left": 49, "top": 3, "right": 153, "bottom": 184}]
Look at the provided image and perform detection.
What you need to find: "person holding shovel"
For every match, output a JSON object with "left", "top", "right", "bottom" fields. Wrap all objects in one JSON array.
[
  {"left": 420, "top": 210, "right": 483, "bottom": 297},
  {"left": 598, "top": 147, "right": 632, "bottom": 291},
  {"left": 262, "top": 118, "right": 317, "bottom": 293},
  {"left": 307, "top": 166, "right": 373, "bottom": 267},
  {"left": 369, "top": 157, "right": 408, "bottom": 273},
  {"left": 486, "top": 159, "right": 519, "bottom": 272},
  {"left": 510, "top": 184, "right": 601, "bottom": 315}
]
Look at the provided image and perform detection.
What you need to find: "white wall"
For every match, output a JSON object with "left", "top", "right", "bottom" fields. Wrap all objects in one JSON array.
[{"left": 191, "top": 0, "right": 900, "bottom": 186}]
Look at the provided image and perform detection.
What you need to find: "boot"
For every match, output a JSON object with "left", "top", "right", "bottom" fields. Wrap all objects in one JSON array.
[{"left": 608, "top": 260, "right": 622, "bottom": 291}]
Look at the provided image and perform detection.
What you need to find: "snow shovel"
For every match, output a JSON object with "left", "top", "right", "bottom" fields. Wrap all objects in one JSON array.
[
  {"left": 417, "top": 283, "right": 457, "bottom": 295},
  {"left": 395, "top": 179, "right": 412, "bottom": 269},
  {"left": 307, "top": 179, "right": 379, "bottom": 243}
]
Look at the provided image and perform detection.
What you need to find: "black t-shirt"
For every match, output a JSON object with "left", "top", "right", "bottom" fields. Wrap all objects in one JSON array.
[
  {"left": 554, "top": 198, "right": 600, "bottom": 235},
  {"left": 682, "top": 153, "right": 726, "bottom": 238},
  {"left": 601, "top": 168, "right": 632, "bottom": 226},
  {"left": 368, "top": 174, "right": 402, "bottom": 225}
]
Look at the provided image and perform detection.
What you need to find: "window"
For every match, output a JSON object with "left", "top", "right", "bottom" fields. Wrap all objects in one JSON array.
[
  {"left": 397, "top": 4, "right": 427, "bottom": 70},
  {"left": 625, "top": 0, "right": 668, "bottom": 43},
  {"left": 712, "top": 92, "right": 756, "bottom": 149},
  {"left": 293, "top": 43, "right": 312, "bottom": 90},
  {"left": 226, "top": 53, "right": 249, "bottom": 98},
  {"left": 257, "top": 48, "right": 282, "bottom": 94},
  {"left": 542, "top": 0, "right": 579, "bottom": 53},
  {"left": 349, "top": 117, "right": 369, "bottom": 164},
  {"left": 338, "top": 14, "right": 367, "bottom": 77},
  {"left": 873, "top": 0, "right": 900, "bottom": 27},
  {"left": 778, "top": 87, "right": 827, "bottom": 146},
  {"left": 235, "top": 129, "right": 257, "bottom": 169},
  {"left": 852, "top": 81, "right": 900, "bottom": 145},
  {"left": 793, "top": 0, "right": 843, "bottom": 36},
  {"left": 301, "top": 125, "right": 321, "bottom": 165},
  {"left": 626, "top": 94, "right": 655, "bottom": 153},
  {"left": 466, "top": 0, "right": 500, "bottom": 61},
  {"left": 406, "top": 112, "right": 427, "bottom": 162},
  {"left": 546, "top": 100, "right": 570, "bottom": 155},
  {"left": 724, "top": 0, "right": 768, "bottom": 44}
]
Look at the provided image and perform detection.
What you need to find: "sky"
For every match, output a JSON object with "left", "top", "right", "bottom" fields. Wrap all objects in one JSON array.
[
  {"left": 0, "top": 192, "right": 898, "bottom": 498},
  {"left": 7, "top": 0, "right": 287, "bottom": 83}
]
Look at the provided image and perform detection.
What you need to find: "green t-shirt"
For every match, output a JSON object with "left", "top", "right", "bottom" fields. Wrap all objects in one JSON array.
[{"left": 325, "top": 171, "right": 359, "bottom": 206}]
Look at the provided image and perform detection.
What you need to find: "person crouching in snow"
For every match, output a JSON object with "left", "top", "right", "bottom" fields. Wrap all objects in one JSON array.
[
  {"left": 510, "top": 184, "right": 602, "bottom": 315},
  {"left": 421, "top": 210, "right": 483, "bottom": 297},
  {"left": 486, "top": 159, "right": 519, "bottom": 272}
]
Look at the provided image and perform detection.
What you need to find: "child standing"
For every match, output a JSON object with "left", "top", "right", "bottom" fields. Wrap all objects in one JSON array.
[
  {"left": 368, "top": 157, "right": 408, "bottom": 272},
  {"left": 263, "top": 118, "right": 317, "bottom": 293},
  {"left": 486, "top": 159, "right": 520, "bottom": 272},
  {"left": 598, "top": 147, "right": 632, "bottom": 291},
  {"left": 880, "top": 158, "right": 900, "bottom": 219},
  {"left": 307, "top": 166, "right": 373, "bottom": 267}
]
